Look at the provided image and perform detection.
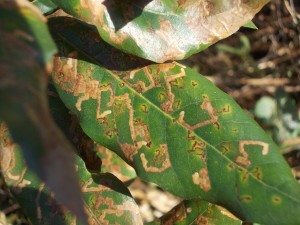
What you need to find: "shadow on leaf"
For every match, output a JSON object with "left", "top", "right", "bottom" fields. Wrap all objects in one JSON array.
[{"left": 102, "top": 0, "right": 152, "bottom": 31}]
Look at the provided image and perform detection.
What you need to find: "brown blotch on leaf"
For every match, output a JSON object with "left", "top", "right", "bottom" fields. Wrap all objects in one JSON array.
[
  {"left": 191, "top": 80, "right": 198, "bottom": 87},
  {"left": 236, "top": 140, "right": 269, "bottom": 168},
  {"left": 140, "top": 104, "right": 149, "bottom": 113},
  {"left": 241, "top": 172, "right": 249, "bottom": 182},
  {"left": 123, "top": 67, "right": 155, "bottom": 93},
  {"left": 0, "top": 123, "right": 31, "bottom": 192},
  {"left": 188, "top": 140, "right": 206, "bottom": 160},
  {"left": 220, "top": 142, "right": 232, "bottom": 155},
  {"left": 251, "top": 167, "right": 263, "bottom": 180},
  {"left": 82, "top": 177, "right": 142, "bottom": 224},
  {"left": 178, "top": 98, "right": 219, "bottom": 130},
  {"left": 134, "top": 118, "right": 151, "bottom": 149},
  {"left": 198, "top": 1, "right": 215, "bottom": 18},
  {"left": 272, "top": 195, "right": 282, "bottom": 205},
  {"left": 161, "top": 203, "right": 187, "bottom": 224},
  {"left": 241, "top": 195, "right": 252, "bottom": 202},
  {"left": 187, "top": 130, "right": 196, "bottom": 141},
  {"left": 240, "top": 140, "right": 269, "bottom": 155},
  {"left": 176, "top": 0, "right": 187, "bottom": 8},
  {"left": 117, "top": 98, "right": 151, "bottom": 161},
  {"left": 54, "top": 57, "right": 115, "bottom": 120},
  {"left": 120, "top": 143, "right": 138, "bottom": 161},
  {"left": 192, "top": 168, "right": 211, "bottom": 192},
  {"left": 140, "top": 144, "right": 171, "bottom": 173},
  {"left": 194, "top": 216, "right": 208, "bottom": 225},
  {"left": 97, "top": 146, "right": 135, "bottom": 182},
  {"left": 227, "top": 163, "right": 235, "bottom": 171},
  {"left": 161, "top": 67, "right": 186, "bottom": 113}
]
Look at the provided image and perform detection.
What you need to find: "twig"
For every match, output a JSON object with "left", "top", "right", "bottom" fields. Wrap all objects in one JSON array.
[
  {"left": 2, "top": 204, "right": 20, "bottom": 214},
  {"left": 284, "top": 0, "right": 300, "bottom": 24}
]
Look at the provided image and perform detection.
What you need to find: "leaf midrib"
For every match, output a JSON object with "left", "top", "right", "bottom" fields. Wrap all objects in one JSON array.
[{"left": 57, "top": 33, "right": 300, "bottom": 205}]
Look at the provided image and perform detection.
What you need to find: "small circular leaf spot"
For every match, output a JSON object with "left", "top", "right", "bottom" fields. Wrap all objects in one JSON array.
[
  {"left": 241, "top": 195, "right": 252, "bottom": 202},
  {"left": 272, "top": 196, "right": 282, "bottom": 205}
]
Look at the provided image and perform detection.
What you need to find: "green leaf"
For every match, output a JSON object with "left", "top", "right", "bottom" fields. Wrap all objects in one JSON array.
[
  {"left": 32, "top": 0, "right": 58, "bottom": 15},
  {"left": 243, "top": 21, "right": 258, "bottom": 29},
  {"left": 52, "top": 39, "right": 300, "bottom": 225},
  {"left": 147, "top": 199, "right": 242, "bottom": 225},
  {"left": 0, "top": 123, "right": 143, "bottom": 225},
  {"left": 50, "top": 0, "right": 269, "bottom": 62},
  {"left": 0, "top": 1, "right": 86, "bottom": 222}
]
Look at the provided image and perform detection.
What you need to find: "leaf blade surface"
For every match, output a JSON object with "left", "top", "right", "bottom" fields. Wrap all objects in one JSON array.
[
  {"left": 50, "top": 0, "right": 269, "bottom": 62},
  {"left": 52, "top": 40, "right": 300, "bottom": 225}
]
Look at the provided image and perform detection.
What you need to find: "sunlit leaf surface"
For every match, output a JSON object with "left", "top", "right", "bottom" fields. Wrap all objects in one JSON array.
[
  {"left": 52, "top": 38, "right": 300, "bottom": 225},
  {"left": 51, "top": 0, "right": 269, "bottom": 62}
]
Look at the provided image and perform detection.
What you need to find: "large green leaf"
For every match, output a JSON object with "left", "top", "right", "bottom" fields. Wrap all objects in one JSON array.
[
  {"left": 147, "top": 199, "right": 242, "bottom": 225},
  {"left": 52, "top": 36, "right": 300, "bottom": 224},
  {"left": 0, "top": 0, "right": 86, "bottom": 222},
  {"left": 0, "top": 122, "right": 143, "bottom": 225},
  {"left": 50, "top": 0, "right": 269, "bottom": 63}
]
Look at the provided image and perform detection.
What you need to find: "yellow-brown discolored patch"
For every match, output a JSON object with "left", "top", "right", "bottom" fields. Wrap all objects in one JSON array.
[
  {"left": 161, "top": 67, "right": 186, "bottom": 113},
  {"left": 236, "top": 140, "right": 269, "bottom": 168},
  {"left": 191, "top": 80, "right": 198, "bottom": 87},
  {"left": 188, "top": 140, "right": 206, "bottom": 160},
  {"left": 178, "top": 98, "right": 219, "bottom": 131},
  {"left": 194, "top": 215, "right": 209, "bottom": 225},
  {"left": 251, "top": 167, "right": 263, "bottom": 180},
  {"left": 272, "top": 195, "right": 282, "bottom": 205},
  {"left": 140, "top": 144, "right": 171, "bottom": 173},
  {"left": 220, "top": 142, "right": 232, "bottom": 155},
  {"left": 176, "top": 0, "right": 187, "bottom": 8},
  {"left": 198, "top": 1, "right": 215, "bottom": 18},
  {"left": 115, "top": 96, "right": 152, "bottom": 162},
  {"left": 240, "top": 140, "right": 269, "bottom": 155},
  {"left": 97, "top": 146, "right": 135, "bottom": 182},
  {"left": 241, "top": 172, "right": 249, "bottom": 182},
  {"left": 192, "top": 168, "right": 211, "bottom": 192},
  {"left": 82, "top": 177, "right": 142, "bottom": 225},
  {"left": 123, "top": 67, "right": 155, "bottom": 93},
  {"left": 134, "top": 119, "right": 151, "bottom": 149},
  {"left": 241, "top": 195, "right": 252, "bottom": 202},
  {"left": 53, "top": 56, "right": 115, "bottom": 120},
  {"left": 227, "top": 163, "right": 235, "bottom": 171},
  {"left": 120, "top": 143, "right": 138, "bottom": 162},
  {"left": 140, "top": 104, "right": 149, "bottom": 113},
  {"left": 235, "top": 150, "right": 251, "bottom": 168},
  {"left": 0, "top": 123, "right": 31, "bottom": 192},
  {"left": 162, "top": 203, "right": 187, "bottom": 224}
]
